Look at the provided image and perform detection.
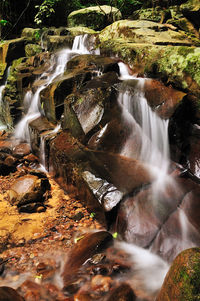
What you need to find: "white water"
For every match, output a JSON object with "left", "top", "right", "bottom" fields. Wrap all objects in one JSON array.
[
  {"left": 116, "top": 242, "right": 169, "bottom": 300},
  {"left": 118, "top": 62, "right": 172, "bottom": 194}
]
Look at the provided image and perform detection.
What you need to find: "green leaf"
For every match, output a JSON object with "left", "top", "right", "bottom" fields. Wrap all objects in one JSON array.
[{"left": 112, "top": 232, "right": 118, "bottom": 239}]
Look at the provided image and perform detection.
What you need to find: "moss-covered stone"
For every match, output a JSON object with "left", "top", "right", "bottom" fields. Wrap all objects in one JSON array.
[
  {"left": 181, "top": 0, "right": 200, "bottom": 12},
  {"left": 132, "top": 7, "right": 171, "bottom": 23},
  {"left": 0, "top": 62, "right": 7, "bottom": 81},
  {"left": 156, "top": 248, "right": 200, "bottom": 301},
  {"left": 25, "top": 44, "right": 42, "bottom": 57},
  {"left": 67, "top": 6, "right": 122, "bottom": 31},
  {"left": 21, "top": 28, "right": 43, "bottom": 43},
  {"left": 99, "top": 38, "right": 200, "bottom": 96},
  {"left": 99, "top": 20, "right": 193, "bottom": 46}
]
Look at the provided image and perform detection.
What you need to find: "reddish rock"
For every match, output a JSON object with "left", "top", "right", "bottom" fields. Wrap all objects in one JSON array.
[
  {"left": 144, "top": 79, "right": 186, "bottom": 119},
  {"left": 62, "top": 231, "right": 113, "bottom": 292},
  {"left": 107, "top": 283, "right": 136, "bottom": 301},
  {"left": 13, "top": 143, "right": 31, "bottom": 158},
  {"left": 0, "top": 139, "right": 15, "bottom": 154},
  {"left": 18, "top": 280, "right": 69, "bottom": 301},
  {"left": 0, "top": 286, "right": 24, "bottom": 301}
]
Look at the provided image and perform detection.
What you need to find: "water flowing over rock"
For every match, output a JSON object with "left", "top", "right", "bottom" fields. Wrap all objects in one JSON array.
[{"left": 0, "top": 8, "right": 200, "bottom": 299}]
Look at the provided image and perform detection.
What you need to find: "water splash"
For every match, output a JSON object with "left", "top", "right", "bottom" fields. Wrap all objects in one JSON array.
[{"left": 116, "top": 241, "right": 169, "bottom": 300}]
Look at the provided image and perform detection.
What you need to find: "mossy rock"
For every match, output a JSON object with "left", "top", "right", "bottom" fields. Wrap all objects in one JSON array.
[
  {"left": 156, "top": 248, "right": 200, "bottom": 301},
  {"left": 132, "top": 7, "right": 171, "bottom": 23},
  {"left": 67, "top": 26, "right": 97, "bottom": 36},
  {"left": 181, "top": 0, "right": 200, "bottom": 12},
  {"left": 99, "top": 20, "right": 193, "bottom": 46},
  {"left": 67, "top": 5, "right": 122, "bottom": 31},
  {"left": 25, "top": 44, "right": 42, "bottom": 57},
  {"left": 21, "top": 28, "right": 43, "bottom": 43},
  {"left": 0, "top": 62, "right": 7, "bottom": 81},
  {"left": 99, "top": 39, "right": 200, "bottom": 96}
]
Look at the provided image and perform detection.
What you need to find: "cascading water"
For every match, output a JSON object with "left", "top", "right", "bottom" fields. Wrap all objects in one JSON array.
[
  {"left": 15, "top": 34, "right": 99, "bottom": 145},
  {"left": 5, "top": 35, "right": 198, "bottom": 300},
  {"left": 118, "top": 62, "right": 172, "bottom": 195}
]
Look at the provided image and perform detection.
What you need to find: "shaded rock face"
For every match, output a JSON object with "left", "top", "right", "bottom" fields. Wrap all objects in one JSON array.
[
  {"left": 0, "top": 286, "right": 24, "bottom": 301},
  {"left": 67, "top": 6, "right": 122, "bottom": 30},
  {"left": 156, "top": 248, "right": 200, "bottom": 301},
  {"left": 62, "top": 231, "right": 113, "bottom": 292},
  {"left": 116, "top": 174, "right": 200, "bottom": 262}
]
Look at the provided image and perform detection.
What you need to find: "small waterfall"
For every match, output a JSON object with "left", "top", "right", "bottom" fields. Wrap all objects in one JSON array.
[
  {"left": 15, "top": 34, "right": 98, "bottom": 143},
  {"left": 118, "top": 63, "right": 171, "bottom": 193},
  {"left": 72, "top": 34, "right": 100, "bottom": 55}
]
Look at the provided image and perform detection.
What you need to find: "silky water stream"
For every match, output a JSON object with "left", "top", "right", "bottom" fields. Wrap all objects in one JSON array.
[{"left": 1, "top": 35, "right": 199, "bottom": 300}]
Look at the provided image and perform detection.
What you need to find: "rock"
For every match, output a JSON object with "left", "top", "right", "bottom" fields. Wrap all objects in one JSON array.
[
  {"left": 67, "top": 6, "right": 122, "bottom": 31},
  {"left": 0, "top": 62, "right": 7, "bottom": 81},
  {"left": 25, "top": 44, "right": 42, "bottom": 57},
  {"left": 100, "top": 41, "right": 200, "bottom": 97},
  {"left": 0, "top": 38, "right": 26, "bottom": 64},
  {"left": 132, "top": 7, "right": 171, "bottom": 23},
  {"left": 0, "top": 286, "right": 24, "bottom": 301},
  {"left": 28, "top": 116, "right": 55, "bottom": 155},
  {"left": 62, "top": 231, "right": 113, "bottom": 292},
  {"left": 107, "top": 283, "right": 136, "bottom": 301},
  {"left": 18, "top": 280, "right": 67, "bottom": 301},
  {"left": 21, "top": 28, "right": 42, "bottom": 42},
  {"left": 82, "top": 170, "right": 123, "bottom": 212},
  {"left": 144, "top": 79, "right": 186, "bottom": 119},
  {"left": 85, "top": 150, "right": 152, "bottom": 194},
  {"left": 116, "top": 176, "right": 199, "bottom": 250},
  {"left": 99, "top": 20, "right": 193, "bottom": 46},
  {"left": 91, "top": 274, "right": 112, "bottom": 292},
  {"left": 156, "top": 248, "right": 200, "bottom": 301},
  {"left": 12, "top": 143, "right": 31, "bottom": 158},
  {"left": 7, "top": 173, "right": 50, "bottom": 209}
]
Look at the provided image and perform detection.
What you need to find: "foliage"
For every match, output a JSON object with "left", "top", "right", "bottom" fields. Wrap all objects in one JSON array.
[{"left": 34, "top": 0, "right": 60, "bottom": 25}]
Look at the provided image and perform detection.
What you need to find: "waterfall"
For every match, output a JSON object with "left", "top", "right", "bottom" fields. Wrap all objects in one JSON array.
[
  {"left": 15, "top": 34, "right": 99, "bottom": 143},
  {"left": 118, "top": 63, "right": 172, "bottom": 195}
]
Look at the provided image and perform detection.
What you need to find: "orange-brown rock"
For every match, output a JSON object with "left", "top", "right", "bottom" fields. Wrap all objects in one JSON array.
[
  {"left": 0, "top": 286, "right": 24, "bottom": 301},
  {"left": 107, "top": 283, "right": 136, "bottom": 301},
  {"left": 144, "top": 79, "right": 186, "bottom": 119},
  {"left": 62, "top": 231, "right": 113, "bottom": 291}
]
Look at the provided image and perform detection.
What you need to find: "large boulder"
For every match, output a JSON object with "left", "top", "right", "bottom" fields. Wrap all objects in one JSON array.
[
  {"left": 99, "top": 20, "right": 193, "bottom": 46},
  {"left": 156, "top": 248, "right": 200, "bottom": 301},
  {"left": 67, "top": 6, "right": 122, "bottom": 31}
]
